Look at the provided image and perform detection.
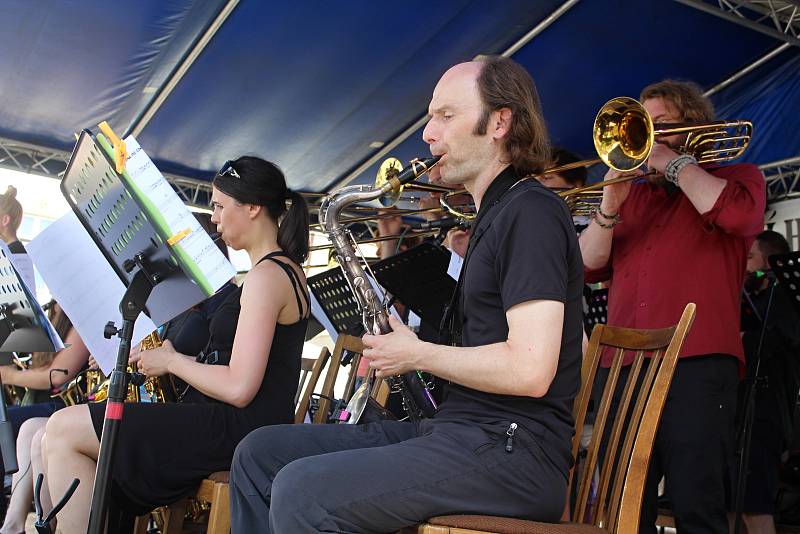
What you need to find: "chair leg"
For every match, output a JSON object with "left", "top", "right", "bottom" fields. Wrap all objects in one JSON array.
[
  {"left": 206, "top": 482, "right": 231, "bottom": 534},
  {"left": 133, "top": 515, "right": 149, "bottom": 534},
  {"left": 162, "top": 498, "right": 188, "bottom": 534}
]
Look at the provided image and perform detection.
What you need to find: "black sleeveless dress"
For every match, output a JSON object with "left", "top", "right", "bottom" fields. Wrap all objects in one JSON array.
[{"left": 88, "top": 251, "right": 309, "bottom": 514}]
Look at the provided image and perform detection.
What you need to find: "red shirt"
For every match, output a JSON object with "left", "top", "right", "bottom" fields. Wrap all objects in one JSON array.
[{"left": 585, "top": 164, "right": 766, "bottom": 367}]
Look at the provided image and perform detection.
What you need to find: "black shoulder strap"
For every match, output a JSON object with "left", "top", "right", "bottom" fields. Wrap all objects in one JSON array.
[
  {"left": 439, "top": 178, "right": 531, "bottom": 345},
  {"left": 258, "top": 252, "right": 309, "bottom": 319}
]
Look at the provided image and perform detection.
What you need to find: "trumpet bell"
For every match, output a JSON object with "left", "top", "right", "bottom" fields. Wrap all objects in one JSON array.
[{"left": 594, "top": 97, "right": 654, "bottom": 172}]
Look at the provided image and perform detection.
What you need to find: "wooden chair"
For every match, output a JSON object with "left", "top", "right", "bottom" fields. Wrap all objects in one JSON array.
[
  {"left": 315, "top": 335, "right": 363, "bottom": 423},
  {"left": 407, "top": 302, "right": 696, "bottom": 534},
  {"left": 294, "top": 355, "right": 321, "bottom": 405},
  {"left": 295, "top": 346, "right": 332, "bottom": 423}
]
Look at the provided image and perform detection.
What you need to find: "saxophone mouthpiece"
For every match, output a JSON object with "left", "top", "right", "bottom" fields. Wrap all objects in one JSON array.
[
  {"left": 386, "top": 156, "right": 441, "bottom": 191},
  {"left": 397, "top": 156, "right": 441, "bottom": 186}
]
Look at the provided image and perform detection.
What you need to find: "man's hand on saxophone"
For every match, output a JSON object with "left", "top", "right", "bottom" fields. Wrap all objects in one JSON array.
[{"left": 362, "top": 315, "right": 422, "bottom": 378}]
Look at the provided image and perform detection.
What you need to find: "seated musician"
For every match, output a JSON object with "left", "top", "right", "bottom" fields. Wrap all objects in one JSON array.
[
  {"left": 44, "top": 156, "right": 311, "bottom": 532},
  {"left": 229, "top": 56, "right": 584, "bottom": 532},
  {"left": 0, "top": 303, "right": 90, "bottom": 534}
]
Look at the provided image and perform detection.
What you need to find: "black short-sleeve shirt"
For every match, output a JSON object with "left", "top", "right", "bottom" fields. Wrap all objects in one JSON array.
[{"left": 436, "top": 167, "right": 584, "bottom": 473}]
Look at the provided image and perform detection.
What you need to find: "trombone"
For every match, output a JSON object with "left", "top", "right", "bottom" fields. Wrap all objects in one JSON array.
[{"left": 551, "top": 96, "right": 752, "bottom": 209}]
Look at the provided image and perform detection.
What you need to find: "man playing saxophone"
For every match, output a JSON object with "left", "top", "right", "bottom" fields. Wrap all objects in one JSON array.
[{"left": 229, "top": 56, "right": 584, "bottom": 532}]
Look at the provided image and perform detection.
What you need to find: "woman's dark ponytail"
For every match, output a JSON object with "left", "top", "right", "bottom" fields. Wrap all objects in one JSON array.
[{"left": 277, "top": 190, "right": 309, "bottom": 264}]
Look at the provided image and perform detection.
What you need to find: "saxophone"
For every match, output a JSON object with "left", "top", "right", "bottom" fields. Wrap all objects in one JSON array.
[
  {"left": 320, "top": 156, "right": 440, "bottom": 424},
  {"left": 91, "top": 330, "right": 175, "bottom": 403}
]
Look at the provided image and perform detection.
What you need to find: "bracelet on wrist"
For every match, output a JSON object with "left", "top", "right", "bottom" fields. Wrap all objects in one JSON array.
[
  {"left": 664, "top": 154, "right": 697, "bottom": 185},
  {"left": 596, "top": 206, "right": 620, "bottom": 221},
  {"left": 591, "top": 207, "right": 621, "bottom": 229}
]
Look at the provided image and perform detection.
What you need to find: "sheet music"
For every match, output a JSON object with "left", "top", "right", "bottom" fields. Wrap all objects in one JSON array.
[
  {"left": 0, "top": 241, "right": 36, "bottom": 294},
  {"left": 112, "top": 136, "right": 235, "bottom": 296},
  {"left": 446, "top": 250, "right": 463, "bottom": 281},
  {"left": 26, "top": 212, "right": 157, "bottom": 375}
]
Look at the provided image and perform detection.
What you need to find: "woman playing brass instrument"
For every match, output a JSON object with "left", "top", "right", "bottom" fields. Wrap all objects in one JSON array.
[{"left": 45, "top": 156, "right": 310, "bottom": 532}]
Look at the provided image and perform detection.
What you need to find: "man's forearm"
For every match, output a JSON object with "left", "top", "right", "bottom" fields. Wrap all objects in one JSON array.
[
  {"left": 675, "top": 165, "right": 726, "bottom": 214},
  {"left": 579, "top": 221, "right": 613, "bottom": 270},
  {"left": 419, "top": 341, "right": 554, "bottom": 398}
]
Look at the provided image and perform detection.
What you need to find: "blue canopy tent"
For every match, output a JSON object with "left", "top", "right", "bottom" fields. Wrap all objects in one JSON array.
[{"left": 0, "top": 0, "right": 798, "bottom": 203}]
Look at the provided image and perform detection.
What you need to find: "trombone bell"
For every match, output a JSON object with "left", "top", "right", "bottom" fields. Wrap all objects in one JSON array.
[{"left": 594, "top": 96, "right": 654, "bottom": 172}]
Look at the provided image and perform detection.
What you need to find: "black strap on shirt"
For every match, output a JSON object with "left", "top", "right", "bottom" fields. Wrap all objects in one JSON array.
[
  {"left": 438, "top": 167, "right": 527, "bottom": 345},
  {"left": 256, "top": 251, "right": 310, "bottom": 321}
]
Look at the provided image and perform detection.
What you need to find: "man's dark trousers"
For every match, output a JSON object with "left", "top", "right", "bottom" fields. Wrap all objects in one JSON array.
[{"left": 230, "top": 418, "right": 567, "bottom": 533}]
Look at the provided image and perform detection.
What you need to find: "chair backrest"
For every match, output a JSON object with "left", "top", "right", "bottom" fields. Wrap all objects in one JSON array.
[
  {"left": 294, "top": 346, "right": 330, "bottom": 423},
  {"left": 294, "top": 356, "right": 320, "bottom": 405},
  {"left": 314, "top": 334, "right": 363, "bottom": 423},
  {"left": 568, "top": 303, "right": 696, "bottom": 533}
]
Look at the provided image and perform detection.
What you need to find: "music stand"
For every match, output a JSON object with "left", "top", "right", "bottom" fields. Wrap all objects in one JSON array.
[
  {"left": 307, "top": 267, "right": 366, "bottom": 338},
  {"left": 0, "top": 249, "right": 62, "bottom": 476},
  {"left": 584, "top": 286, "right": 609, "bottom": 335},
  {"left": 770, "top": 251, "right": 800, "bottom": 316},
  {"left": 371, "top": 242, "right": 455, "bottom": 330},
  {"left": 58, "top": 130, "right": 212, "bottom": 534}
]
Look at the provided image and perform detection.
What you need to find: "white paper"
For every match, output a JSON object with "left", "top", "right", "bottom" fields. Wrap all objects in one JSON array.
[
  {"left": 446, "top": 250, "right": 464, "bottom": 281},
  {"left": 0, "top": 241, "right": 36, "bottom": 294},
  {"left": 27, "top": 212, "right": 157, "bottom": 374},
  {"left": 123, "top": 137, "right": 235, "bottom": 295}
]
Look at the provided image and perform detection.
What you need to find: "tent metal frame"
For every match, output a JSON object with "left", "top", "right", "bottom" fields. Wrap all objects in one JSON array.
[
  {"left": 0, "top": 137, "right": 213, "bottom": 210},
  {"left": 676, "top": 0, "right": 800, "bottom": 46},
  {"left": 1, "top": 0, "right": 798, "bottom": 204}
]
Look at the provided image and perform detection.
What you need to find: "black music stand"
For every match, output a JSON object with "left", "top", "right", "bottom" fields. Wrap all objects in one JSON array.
[
  {"left": 770, "top": 252, "right": 800, "bottom": 316},
  {"left": 0, "top": 249, "right": 63, "bottom": 476},
  {"left": 308, "top": 267, "right": 366, "bottom": 338},
  {"left": 55, "top": 130, "right": 210, "bottom": 534},
  {"left": 371, "top": 242, "right": 455, "bottom": 331},
  {"left": 584, "top": 286, "right": 609, "bottom": 335}
]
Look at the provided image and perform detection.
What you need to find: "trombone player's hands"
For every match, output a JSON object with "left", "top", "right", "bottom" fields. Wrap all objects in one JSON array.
[
  {"left": 600, "top": 167, "right": 641, "bottom": 215},
  {"left": 362, "top": 315, "right": 422, "bottom": 378},
  {"left": 647, "top": 142, "right": 680, "bottom": 176}
]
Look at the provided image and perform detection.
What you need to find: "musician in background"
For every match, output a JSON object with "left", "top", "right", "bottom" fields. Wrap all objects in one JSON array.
[
  {"left": 732, "top": 231, "right": 800, "bottom": 533},
  {"left": 580, "top": 80, "right": 766, "bottom": 533},
  {"left": 230, "top": 56, "right": 584, "bottom": 532},
  {"left": 537, "top": 147, "right": 588, "bottom": 190},
  {"left": 0, "top": 303, "right": 89, "bottom": 534},
  {"left": 0, "top": 186, "right": 25, "bottom": 254}
]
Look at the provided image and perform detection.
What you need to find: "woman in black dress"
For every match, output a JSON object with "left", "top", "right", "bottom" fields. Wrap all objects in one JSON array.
[{"left": 44, "top": 157, "right": 310, "bottom": 532}]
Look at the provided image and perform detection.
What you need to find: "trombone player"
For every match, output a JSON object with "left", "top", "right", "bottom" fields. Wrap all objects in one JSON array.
[{"left": 581, "top": 80, "right": 766, "bottom": 533}]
